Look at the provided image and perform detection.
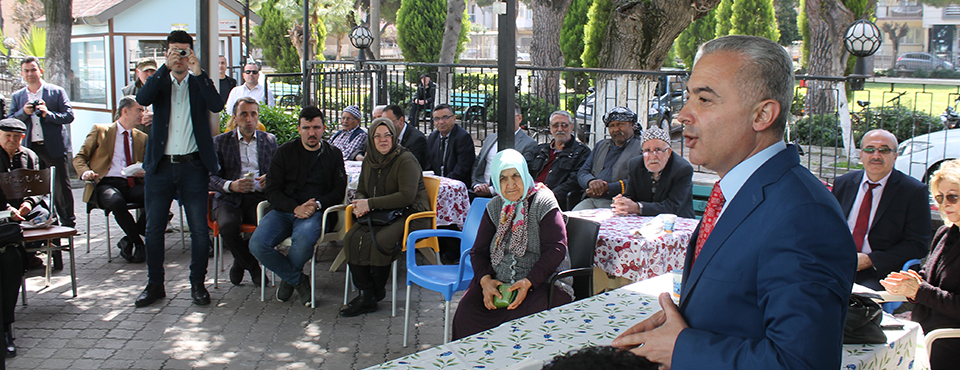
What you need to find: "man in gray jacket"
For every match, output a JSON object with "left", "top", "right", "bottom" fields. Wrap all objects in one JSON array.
[
  {"left": 471, "top": 106, "right": 536, "bottom": 197},
  {"left": 573, "top": 106, "right": 642, "bottom": 210}
]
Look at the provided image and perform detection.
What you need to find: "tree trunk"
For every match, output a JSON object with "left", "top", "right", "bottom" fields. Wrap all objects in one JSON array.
[
  {"left": 530, "top": 0, "right": 572, "bottom": 109},
  {"left": 805, "top": 0, "right": 853, "bottom": 155},
  {"left": 437, "top": 0, "right": 466, "bottom": 107},
  {"left": 881, "top": 22, "right": 908, "bottom": 70},
  {"left": 44, "top": 0, "right": 71, "bottom": 90},
  {"left": 371, "top": 0, "right": 381, "bottom": 59}
]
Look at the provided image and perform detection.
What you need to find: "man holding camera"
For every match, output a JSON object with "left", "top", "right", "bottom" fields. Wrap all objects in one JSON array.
[{"left": 9, "top": 56, "right": 76, "bottom": 271}]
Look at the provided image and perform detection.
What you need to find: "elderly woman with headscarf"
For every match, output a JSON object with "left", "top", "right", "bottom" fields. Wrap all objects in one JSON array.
[
  {"left": 881, "top": 158, "right": 960, "bottom": 369},
  {"left": 451, "top": 149, "right": 573, "bottom": 339},
  {"left": 340, "top": 117, "right": 431, "bottom": 317}
]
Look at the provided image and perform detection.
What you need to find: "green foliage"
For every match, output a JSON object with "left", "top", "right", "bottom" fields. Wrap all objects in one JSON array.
[
  {"left": 799, "top": 0, "right": 808, "bottom": 67},
  {"left": 676, "top": 8, "right": 718, "bottom": 68},
  {"left": 581, "top": 0, "right": 611, "bottom": 69},
  {"left": 928, "top": 69, "right": 960, "bottom": 79},
  {"left": 775, "top": 0, "right": 800, "bottom": 46},
  {"left": 794, "top": 107, "right": 943, "bottom": 148},
  {"left": 19, "top": 26, "right": 45, "bottom": 58},
  {"left": 387, "top": 81, "right": 416, "bottom": 105},
  {"left": 561, "top": 0, "right": 592, "bottom": 91},
  {"left": 731, "top": 0, "right": 779, "bottom": 41},
  {"left": 396, "top": 0, "right": 447, "bottom": 63},
  {"left": 662, "top": 45, "right": 680, "bottom": 68},
  {"left": 259, "top": 105, "right": 302, "bottom": 144},
  {"left": 715, "top": 0, "right": 733, "bottom": 36},
  {"left": 457, "top": 7, "right": 471, "bottom": 58},
  {"left": 254, "top": 0, "right": 301, "bottom": 73},
  {"left": 452, "top": 72, "right": 497, "bottom": 92},
  {"left": 518, "top": 92, "right": 560, "bottom": 129},
  {"left": 322, "top": 1, "right": 359, "bottom": 46}
]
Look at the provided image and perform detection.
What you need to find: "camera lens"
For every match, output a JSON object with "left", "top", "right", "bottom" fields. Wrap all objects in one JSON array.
[{"left": 179, "top": 49, "right": 188, "bottom": 56}]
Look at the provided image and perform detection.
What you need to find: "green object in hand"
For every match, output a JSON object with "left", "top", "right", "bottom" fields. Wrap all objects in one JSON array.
[{"left": 493, "top": 284, "right": 516, "bottom": 309}]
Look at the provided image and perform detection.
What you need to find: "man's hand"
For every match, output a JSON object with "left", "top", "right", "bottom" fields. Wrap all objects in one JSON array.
[
  {"left": 586, "top": 179, "right": 608, "bottom": 198},
  {"left": 351, "top": 199, "right": 370, "bottom": 217},
  {"left": 17, "top": 202, "right": 32, "bottom": 218},
  {"left": 473, "top": 183, "right": 493, "bottom": 197},
  {"left": 34, "top": 101, "right": 49, "bottom": 118},
  {"left": 294, "top": 198, "right": 319, "bottom": 219},
  {"left": 256, "top": 175, "right": 266, "bottom": 189},
  {"left": 7, "top": 206, "right": 24, "bottom": 221},
  {"left": 141, "top": 110, "right": 153, "bottom": 126},
  {"left": 480, "top": 275, "right": 504, "bottom": 310},
  {"left": 133, "top": 170, "right": 146, "bottom": 178},
  {"left": 856, "top": 253, "right": 873, "bottom": 271},
  {"left": 355, "top": 154, "right": 364, "bottom": 161},
  {"left": 611, "top": 194, "right": 639, "bottom": 215},
  {"left": 506, "top": 279, "right": 532, "bottom": 310},
  {"left": 612, "top": 293, "right": 688, "bottom": 368},
  {"left": 81, "top": 170, "right": 99, "bottom": 181},
  {"left": 229, "top": 178, "right": 255, "bottom": 193},
  {"left": 186, "top": 50, "right": 202, "bottom": 75},
  {"left": 22, "top": 102, "right": 35, "bottom": 115}
]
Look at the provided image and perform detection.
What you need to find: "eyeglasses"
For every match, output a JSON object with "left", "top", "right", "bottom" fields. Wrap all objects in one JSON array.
[
  {"left": 861, "top": 147, "right": 894, "bottom": 154},
  {"left": 935, "top": 194, "right": 960, "bottom": 205},
  {"left": 435, "top": 114, "right": 455, "bottom": 121},
  {"left": 642, "top": 147, "right": 669, "bottom": 156},
  {"left": 550, "top": 122, "right": 571, "bottom": 129},
  {"left": 244, "top": 70, "right": 259, "bottom": 74},
  {"left": 373, "top": 133, "right": 394, "bottom": 140}
]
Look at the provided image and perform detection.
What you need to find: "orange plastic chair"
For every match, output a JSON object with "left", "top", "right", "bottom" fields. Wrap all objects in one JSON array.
[{"left": 207, "top": 192, "right": 257, "bottom": 288}]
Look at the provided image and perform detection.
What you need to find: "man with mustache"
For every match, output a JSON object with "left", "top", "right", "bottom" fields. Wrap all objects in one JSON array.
[
  {"left": 831, "top": 128, "right": 931, "bottom": 290},
  {"left": 573, "top": 106, "right": 643, "bottom": 210},
  {"left": 528, "top": 110, "right": 591, "bottom": 211},
  {"left": 249, "top": 106, "right": 346, "bottom": 306},
  {"left": 611, "top": 126, "right": 694, "bottom": 218}
]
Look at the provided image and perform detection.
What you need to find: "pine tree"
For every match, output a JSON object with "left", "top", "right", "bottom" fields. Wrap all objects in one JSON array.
[
  {"left": 676, "top": 7, "right": 717, "bottom": 68},
  {"left": 560, "top": 0, "right": 592, "bottom": 91},
  {"left": 775, "top": 0, "right": 800, "bottom": 46},
  {"left": 253, "top": 0, "right": 301, "bottom": 73},
  {"left": 731, "top": 0, "right": 780, "bottom": 42},
  {"left": 395, "top": 0, "right": 446, "bottom": 64},
  {"left": 581, "top": 0, "right": 611, "bottom": 69},
  {"left": 715, "top": 0, "right": 733, "bottom": 37}
]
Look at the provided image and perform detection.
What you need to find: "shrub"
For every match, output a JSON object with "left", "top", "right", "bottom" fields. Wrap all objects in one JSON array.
[
  {"left": 794, "top": 107, "right": 943, "bottom": 148},
  {"left": 929, "top": 68, "right": 960, "bottom": 79},
  {"left": 452, "top": 73, "right": 497, "bottom": 93},
  {"left": 387, "top": 81, "right": 416, "bottom": 106},
  {"left": 259, "top": 105, "right": 301, "bottom": 144}
]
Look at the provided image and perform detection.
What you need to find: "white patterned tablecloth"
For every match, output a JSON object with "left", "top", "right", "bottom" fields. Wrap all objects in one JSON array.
[
  {"left": 566, "top": 209, "right": 699, "bottom": 282},
  {"left": 345, "top": 161, "right": 470, "bottom": 228},
  {"left": 369, "top": 275, "right": 920, "bottom": 370}
]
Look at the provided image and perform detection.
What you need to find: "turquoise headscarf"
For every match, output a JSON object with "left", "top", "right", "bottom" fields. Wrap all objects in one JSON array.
[
  {"left": 490, "top": 149, "right": 542, "bottom": 265},
  {"left": 490, "top": 149, "right": 534, "bottom": 202}
]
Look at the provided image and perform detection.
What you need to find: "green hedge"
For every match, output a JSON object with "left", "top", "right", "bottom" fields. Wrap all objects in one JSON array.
[
  {"left": 794, "top": 106, "right": 943, "bottom": 147},
  {"left": 219, "top": 105, "right": 301, "bottom": 145}
]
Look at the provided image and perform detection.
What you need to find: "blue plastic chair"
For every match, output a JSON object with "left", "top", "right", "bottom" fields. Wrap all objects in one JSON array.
[
  {"left": 882, "top": 258, "right": 924, "bottom": 314},
  {"left": 402, "top": 197, "right": 490, "bottom": 347}
]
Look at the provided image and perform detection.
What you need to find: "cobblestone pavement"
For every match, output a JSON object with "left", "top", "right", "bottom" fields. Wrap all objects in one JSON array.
[{"left": 6, "top": 188, "right": 461, "bottom": 369}]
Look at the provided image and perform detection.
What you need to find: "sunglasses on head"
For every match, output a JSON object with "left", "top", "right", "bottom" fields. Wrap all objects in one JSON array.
[{"left": 936, "top": 194, "right": 960, "bottom": 205}]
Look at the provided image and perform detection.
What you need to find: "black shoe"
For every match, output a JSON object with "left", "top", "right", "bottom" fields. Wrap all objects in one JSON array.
[
  {"left": 191, "top": 284, "right": 211, "bottom": 306},
  {"left": 277, "top": 280, "right": 294, "bottom": 302},
  {"left": 118, "top": 238, "right": 135, "bottom": 263},
  {"left": 375, "top": 286, "right": 387, "bottom": 302},
  {"left": 249, "top": 267, "right": 268, "bottom": 287},
  {"left": 4, "top": 330, "right": 15, "bottom": 358},
  {"left": 339, "top": 289, "right": 378, "bottom": 317},
  {"left": 296, "top": 276, "right": 312, "bottom": 307},
  {"left": 208, "top": 245, "right": 215, "bottom": 258},
  {"left": 135, "top": 283, "right": 165, "bottom": 307},
  {"left": 229, "top": 264, "right": 244, "bottom": 286},
  {"left": 51, "top": 250, "right": 63, "bottom": 271},
  {"left": 131, "top": 241, "right": 146, "bottom": 263}
]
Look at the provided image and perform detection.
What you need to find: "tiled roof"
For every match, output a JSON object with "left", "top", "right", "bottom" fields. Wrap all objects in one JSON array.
[{"left": 73, "top": 0, "right": 129, "bottom": 19}]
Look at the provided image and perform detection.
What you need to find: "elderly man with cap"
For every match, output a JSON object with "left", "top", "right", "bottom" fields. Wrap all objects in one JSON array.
[
  {"left": 573, "top": 106, "right": 643, "bottom": 210},
  {"left": 0, "top": 118, "right": 49, "bottom": 223},
  {"left": 122, "top": 59, "right": 158, "bottom": 96},
  {"left": 330, "top": 105, "right": 368, "bottom": 161},
  {"left": 611, "top": 126, "right": 694, "bottom": 218}
]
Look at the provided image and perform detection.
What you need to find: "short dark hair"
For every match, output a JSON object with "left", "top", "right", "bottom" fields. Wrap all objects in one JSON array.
[
  {"left": 233, "top": 97, "right": 259, "bottom": 116},
  {"left": 433, "top": 103, "right": 454, "bottom": 116},
  {"left": 167, "top": 30, "right": 193, "bottom": 49},
  {"left": 244, "top": 62, "right": 260, "bottom": 71},
  {"left": 299, "top": 106, "right": 324, "bottom": 124},
  {"left": 20, "top": 56, "right": 40, "bottom": 67},
  {"left": 541, "top": 346, "right": 657, "bottom": 370},
  {"left": 384, "top": 104, "right": 404, "bottom": 119}
]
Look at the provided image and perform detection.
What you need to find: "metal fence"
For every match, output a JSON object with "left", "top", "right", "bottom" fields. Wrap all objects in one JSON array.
[{"left": 262, "top": 61, "right": 960, "bottom": 185}]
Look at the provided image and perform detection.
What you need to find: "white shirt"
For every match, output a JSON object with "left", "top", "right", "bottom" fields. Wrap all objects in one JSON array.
[
  {"left": 717, "top": 141, "right": 788, "bottom": 219},
  {"left": 26, "top": 88, "right": 43, "bottom": 142},
  {"left": 164, "top": 72, "right": 199, "bottom": 155},
  {"left": 846, "top": 171, "right": 892, "bottom": 254},
  {"left": 223, "top": 130, "right": 262, "bottom": 193},
  {"left": 224, "top": 83, "right": 274, "bottom": 115},
  {"left": 106, "top": 124, "right": 135, "bottom": 178}
]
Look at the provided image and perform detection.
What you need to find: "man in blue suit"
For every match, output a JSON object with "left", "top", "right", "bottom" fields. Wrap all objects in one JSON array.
[
  {"left": 134, "top": 30, "right": 224, "bottom": 308},
  {"left": 612, "top": 35, "right": 857, "bottom": 369}
]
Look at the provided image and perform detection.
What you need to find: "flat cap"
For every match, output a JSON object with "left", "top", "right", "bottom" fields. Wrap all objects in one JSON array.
[
  {"left": 137, "top": 59, "right": 158, "bottom": 71},
  {"left": 0, "top": 118, "right": 26, "bottom": 133}
]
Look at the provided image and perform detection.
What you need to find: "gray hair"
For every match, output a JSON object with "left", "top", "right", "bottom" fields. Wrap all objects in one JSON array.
[
  {"left": 695, "top": 35, "right": 794, "bottom": 135},
  {"left": 116, "top": 95, "right": 139, "bottom": 120},
  {"left": 549, "top": 110, "right": 572, "bottom": 122},
  {"left": 515, "top": 105, "right": 522, "bottom": 116}
]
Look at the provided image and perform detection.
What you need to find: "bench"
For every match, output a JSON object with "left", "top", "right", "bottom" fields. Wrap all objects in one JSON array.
[
  {"left": 692, "top": 184, "right": 712, "bottom": 220},
  {"left": 450, "top": 92, "right": 488, "bottom": 125}
]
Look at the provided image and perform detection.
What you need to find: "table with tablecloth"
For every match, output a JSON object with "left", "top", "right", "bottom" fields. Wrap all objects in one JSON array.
[
  {"left": 367, "top": 274, "right": 920, "bottom": 370},
  {"left": 344, "top": 161, "right": 470, "bottom": 228},
  {"left": 566, "top": 209, "right": 699, "bottom": 282}
]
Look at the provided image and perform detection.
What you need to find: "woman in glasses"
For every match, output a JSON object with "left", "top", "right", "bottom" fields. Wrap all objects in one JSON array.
[{"left": 881, "top": 158, "right": 960, "bottom": 369}]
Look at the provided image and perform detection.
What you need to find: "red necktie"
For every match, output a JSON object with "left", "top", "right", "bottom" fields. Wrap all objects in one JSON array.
[
  {"left": 852, "top": 183, "right": 880, "bottom": 252},
  {"left": 123, "top": 131, "right": 135, "bottom": 188},
  {"left": 694, "top": 181, "right": 725, "bottom": 263}
]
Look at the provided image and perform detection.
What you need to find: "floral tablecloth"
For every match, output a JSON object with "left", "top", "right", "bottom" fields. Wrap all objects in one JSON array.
[
  {"left": 368, "top": 275, "right": 921, "bottom": 370},
  {"left": 345, "top": 161, "right": 470, "bottom": 228},
  {"left": 566, "top": 209, "right": 699, "bottom": 282}
]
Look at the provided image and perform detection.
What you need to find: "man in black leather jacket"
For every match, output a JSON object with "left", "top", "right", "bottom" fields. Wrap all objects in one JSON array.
[{"left": 528, "top": 111, "right": 591, "bottom": 211}]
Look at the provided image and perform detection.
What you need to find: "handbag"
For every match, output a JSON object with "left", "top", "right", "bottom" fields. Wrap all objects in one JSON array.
[
  {"left": 843, "top": 293, "right": 887, "bottom": 344},
  {"left": 356, "top": 208, "right": 406, "bottom": 226}
]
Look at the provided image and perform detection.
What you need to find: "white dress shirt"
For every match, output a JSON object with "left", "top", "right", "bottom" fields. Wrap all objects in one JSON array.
[
  {"left": 164, "top": 72, "right": 199, "bottom": 155},
  {"left": 223, "top": 130, "right": 262, "bottom": 193},
  {"left": 717, "top": 140, "right": 788, "bottom": 219},
  {"left": 224, "top": 83, "right": 274, "bottom": 115},
  {"left": 106, "top": 124, "right": 135, "bottom": 178},
  {"left": 26, "top": 88, "right": 43, "bottom": 142}
]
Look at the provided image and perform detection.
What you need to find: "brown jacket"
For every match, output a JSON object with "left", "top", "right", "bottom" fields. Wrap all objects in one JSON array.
[{"left": 73, "top": 122, "right": 147, "bottom": 203}]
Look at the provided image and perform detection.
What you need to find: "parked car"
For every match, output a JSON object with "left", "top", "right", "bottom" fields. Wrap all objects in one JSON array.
[
  {"left": 895, "top": 52, "right": 953, "bottom": 71},
  {"left": 895, "top": 128, "right": 960, "bottom": 183},
  {"left": 575, "top": 73, "right": 686, "bottom": 132}
]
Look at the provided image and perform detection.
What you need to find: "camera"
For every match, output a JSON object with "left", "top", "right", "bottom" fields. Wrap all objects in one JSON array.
[
  {"left": 178, "top": 49, "right": 188, "bottom": 56},
  {"left": 29, "top": 100, "right": 42, "bottom": 115}
]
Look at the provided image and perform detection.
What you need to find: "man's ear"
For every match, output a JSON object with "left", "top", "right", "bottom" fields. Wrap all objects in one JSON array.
[{"left": 752, "top": 99, "right": 780, "bottom": 132}]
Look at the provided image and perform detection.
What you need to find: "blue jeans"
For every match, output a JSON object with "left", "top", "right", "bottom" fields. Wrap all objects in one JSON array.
[
  {"left": 249, "top": 210, "right": 323, "bottom": 285},
  {"left": 144, "top": 159, "right": 211, "bottom": 286}
]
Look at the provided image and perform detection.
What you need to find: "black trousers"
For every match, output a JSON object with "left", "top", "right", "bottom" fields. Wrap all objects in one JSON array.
[
  {"left": 32, "top": 143, "right": 74, "bottom": 228},
  {"left": 213, "top": 192, "right": 266, "bottom": 272},
  {"left": 95, "top": 177, "right": 145, "bottom": 245},
  {"left": 1, "top": 245, "right": 23, "bottom": 326},
  {"left": 348, "top": 263, "right": 391, "bottom": 291}
]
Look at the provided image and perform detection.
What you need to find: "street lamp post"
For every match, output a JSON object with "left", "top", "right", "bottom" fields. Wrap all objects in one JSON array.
[
  {"left": 349, "top": 25, "right": 373, "bottom": 66},
  {"left": 844, "top": 19, "right": 883, "bottom": 91}
]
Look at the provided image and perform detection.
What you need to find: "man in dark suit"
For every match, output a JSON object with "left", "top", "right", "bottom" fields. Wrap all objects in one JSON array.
[
  {"left": 134, "top": 30, "right": 224, "bottom": 308},
  {"left": 832, "top": 129, "right": 931, "bottom": 290},
  {"left": 408, "top": 73, "right": 436, "bottom": 126},
  {"left": 382, "top": 104, "right": 427, "bottom": 165},
  {"left": 612, "top": 35, "right": 857, "bottom": 369},
  {"left": 210, "top": 97, "right": 278, "bottom": 286},
  {"left": 425, "top": 104, "right": 475, "bottom": 186},
  {"left": 470, "top": 106, "right": 537, "bottom": 197},
  {"left": 9, "top": 56, "right": 76, "bottom": 232},
  {"left": 611, "top": 126, "right": 694, "bottom": 219},
  {"left": 72, "top": 96, "right": 148, "bottom": 262}
]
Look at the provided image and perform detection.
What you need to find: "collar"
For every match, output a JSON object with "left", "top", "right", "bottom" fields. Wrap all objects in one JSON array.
[
  {"left": 236, "top": 128, "right": 257, "bottom": 143},
  {"left": 243, "top": 83, "right": 260, "bottom": 91},
  {"left": 170, "top": 71, "right": 189, "bottom": 86},
  {"left": 611, "top": 136, "right": 634, "bottom": 149},
  {"left": 718, "top": 140, "right": 787, "bottom": 212},
  {"left": 859, "top": 169, "right": 892, "bottom": 189},
  {"left": 398, "top": 124, "right": 408, "bottom": 140},
  {"left": 26, "top": 81, "right": 45, "bottom": 94}
]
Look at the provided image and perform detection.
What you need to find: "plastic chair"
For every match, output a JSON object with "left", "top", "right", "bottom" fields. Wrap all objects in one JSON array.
[
  {"left": 547, "top": 216, "right": 600, "bottom": 307},
  {"left": 925, "top": 328, "right": 960, "bottom": 362},
  {"left": 881, "top": 258, "right": 924, "bottom": 314},
  {"left": 402, "top": 197, "right": 490, "bottom": 347},
  {"left": 343, "top": 176, "right": 441, "bottom": 317},
  {"left": 255, "top": 200, "right": 348, "bottom": 308},
  {"left": 207, "top": 192, "right": 257, "bottom": 288},
  {"left": 84, "top": 181, "right": 143, "bottom": 262}
]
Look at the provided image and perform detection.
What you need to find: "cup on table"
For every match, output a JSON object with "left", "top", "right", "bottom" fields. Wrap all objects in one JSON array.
[
  {"left": 670, "top": 269, "right": 683, "bottom": 299},
  {"left": 661, "top": 213, "right": 677, "bottom": 233}
]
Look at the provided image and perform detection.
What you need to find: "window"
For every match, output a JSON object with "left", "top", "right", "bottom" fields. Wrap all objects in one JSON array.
[{"left": 70, "top": 37, "right": 107, "bottom": 106}]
